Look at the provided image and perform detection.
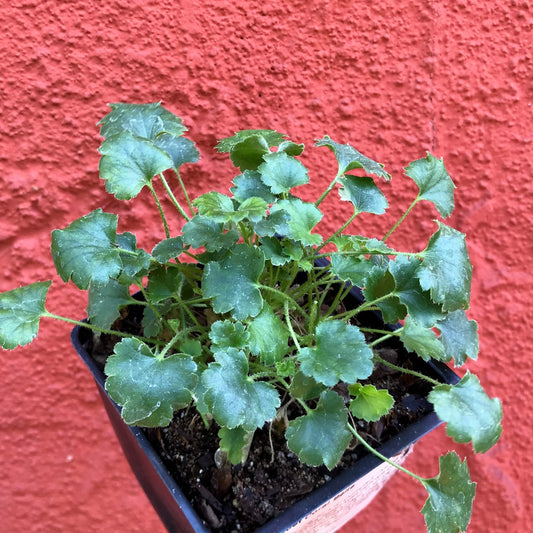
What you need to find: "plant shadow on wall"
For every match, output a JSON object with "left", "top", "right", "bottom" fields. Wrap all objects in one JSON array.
[{"left": 0, "top": 103, "right": 502, "bottom": 532}]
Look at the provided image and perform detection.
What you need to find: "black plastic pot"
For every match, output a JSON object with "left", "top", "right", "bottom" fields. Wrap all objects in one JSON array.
[{"left": 70, "top": 282, "right": 460, "bottom": 533}]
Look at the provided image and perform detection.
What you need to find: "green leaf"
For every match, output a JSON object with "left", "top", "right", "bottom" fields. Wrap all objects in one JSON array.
[
  {"left": 116, "top": 232, "right": 151, "bottom": 283},
  {"left": 298, "top": 320, "right": 373, "bottom": 387},
  {"left": 348, "top": 383, "right": 394, "bottom": 422},
  {"left": 228, "top": 135, "right": 270, "bottom": 171},
  {"left": 153, "top": 134, "right": 199, "bottom": 169},
  {"left": 363, "top": 268, "right": 406, "bottom": 324},
  {"left": 0, "top": 281, "right": 51, "bottom": 349},
  {"left": 202, "top": 244, "right": 265, "bottom": 320},
  {"left": 193, "top": 192, "right": 235, "bottom": 221},
  {"left": 315, "top": 136, "right": 390, "bottom": 180},
  {"left": 182, "top": 216, "right": 239, "bottom": 252},
  {"left": 99, "top": 132, "right": 174, "bottom": 200},
  {"left": 270, "top": 198, "right": 323, "bottom": 247},
  {"left": 417, "top": 223, "right": 472, "bottom": 312},
  {"left": 405, "top": 153, "right": 455, "bottom": 218},
  {"left": 98, "top": 102, "right": 186, "bottom": 140},
  {"left": 437, "top": 310, "right": 479, "bottom": 367},
  {"left": 421, "top": 452, "right": 476, "bottom": 533},
  {"left": 146, "top": 266, "right": 184, "bottom": 303},
  {"left": 330, "top": 254, "right": 377, "bottom": 286},
  {"left": 209, "top": 320, "right": 250, "bottom": 352},
  {"left": 278, "top": 140, "right": 304, "bottom": 156},
  {"left": 333, "top": 235, "right": 394, "bottom": 255},
  {"left": 399, "top": 317, "right": 448, "bottom": 362},
  {"left": 289, "top": 371, "right": 327, "bottom": 401},
  {"left": 389, "top": 256, "right": 444, "bottom": 327},
  {"left": 202, "top": 348, "right": 280, "bottom": 430},
  {"left": 337, "top": 176, "right": 388, "bottom": 214},
  {"left": 429, "top": 372, "right": 503, "bottom": 453},
  {"left": 238, "top": 197, "right": 269, "bottom": 223},
  {"left": 247, "top": 304, "right": 289, "bottom": 364},
  {"left": 286, "top": 391, "right": 352, "bottom": 470},
  {"left": 258, "top": 151, "right": 309, "bottom": 194},
  {"left": 87, "top": 280, "right": 134, "bottom": 330},
  {"left": 51, "top": 209, "right": 122, "bottom": 290},
  {"left": 253, "top": 210, "right": 291, "bottom": 238},
  {"left": 230, "top": 170, "right": 277, "bottom": 203},
  {"left": 152, "top": 237, "right": 187, "bottom": 263},
  {"left": 218, "top": 426, "right": 255, "bottom": 465},
  {"left": 216, "top": 129, "right": 286, "bottom": 153},
  {"left": 142, "top": 305, "right": 162, "bottom": 338},
  {"left": 105, "top": 337, "right": 197, "bottom": 427}
]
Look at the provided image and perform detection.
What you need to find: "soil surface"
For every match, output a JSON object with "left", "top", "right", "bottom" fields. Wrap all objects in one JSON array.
[{"left": 86, "top": 302, "right": 439, "bottom": 533}]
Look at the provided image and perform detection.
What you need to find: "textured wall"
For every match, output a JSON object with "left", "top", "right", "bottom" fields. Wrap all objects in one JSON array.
[{"left": 0, "top": 1, "right": 531, "bottom": 531}]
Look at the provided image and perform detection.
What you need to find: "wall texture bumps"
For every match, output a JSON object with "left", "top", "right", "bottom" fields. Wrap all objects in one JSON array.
[{"left": 0, "top": 1, "right": 531, "bottom": 531}]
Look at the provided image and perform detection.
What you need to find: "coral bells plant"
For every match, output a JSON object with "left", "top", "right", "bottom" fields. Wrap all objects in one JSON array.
[{"left": 0, "top": 103, "right": 502, "bottom": 532}]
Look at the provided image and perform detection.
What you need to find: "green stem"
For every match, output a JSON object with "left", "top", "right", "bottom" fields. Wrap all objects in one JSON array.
[
  {"left": 148, "top": 183, "right": 170, "bottom": 238},
  {"left": 373, "top": 353, "right": 441, "bottom": 386},
  {"left": 347, "top": 423, "right": 424, "bottom": 483},
  {"left": 315, "top": 210, "right": 359, "bottom": 253},
  {"left": 261, "top": 285, "right": 307, "bottom": 318},
  {"left": 284, "top": 300, "right": 301, "bottom": 351},
  {"left": 314, "top": 176, "right": 339, "bottom": 208},
  {"left": 157, "top": 328, "right": 183, "bottom": 360},
  {"left": 41, "top": 311, "right": 163, "bottom": 346},
  {"left": 159, "top": 173, "right": 191, "bottom": 222},
  {"left": 382, "top": 196, "right": 420, "bottom": 241},
  {"left": 175, "top": 169, "right": 195, "bottom": 214}
]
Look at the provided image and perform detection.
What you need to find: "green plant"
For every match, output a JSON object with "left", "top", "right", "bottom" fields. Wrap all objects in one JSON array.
[{"left": 0, "top": 102, "right": 502, "bottom": 532}]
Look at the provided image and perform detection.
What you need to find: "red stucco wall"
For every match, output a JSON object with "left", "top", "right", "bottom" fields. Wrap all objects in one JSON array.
[{"left": 1, "top": 1, "right": 531, "bottom": 531}]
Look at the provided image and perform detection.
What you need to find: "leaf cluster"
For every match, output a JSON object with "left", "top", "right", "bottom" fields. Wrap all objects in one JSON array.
[{"left": 0, "top": 103, "right": 502, "bottom": 532}]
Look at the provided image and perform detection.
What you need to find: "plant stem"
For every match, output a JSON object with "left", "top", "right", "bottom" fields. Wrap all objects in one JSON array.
[
  {"left": 314, "top": 176, "right": 339, "bottom": 208},
  {"left": 41, "top": 311, "right": 163, "bottom": 346},
  {"left": 373, "top": 353, "right": 441, "bottom": 386},
  {"left": 148, "top": 183, "right": 170, "bottom": 238},
  {"left": 175, "top": 169, "right": 195, "bottom": 214},
  {"left": 382, "top": 196, "right": 420, "bottom": 241},
  {"left": 159, "top": 173, "right": 191, "bottom": 222},
  {"left": 284, "top": 300, "right": 301, "bottom": 351},
  {"left": 315, "top": 210, "right": 359, "bottom": 253},
  {"left": 347, "top": 423, "right": 424, "bottom": 483},
  {"left": 260, "top": 284, "right": 307, "bottom": 318}
]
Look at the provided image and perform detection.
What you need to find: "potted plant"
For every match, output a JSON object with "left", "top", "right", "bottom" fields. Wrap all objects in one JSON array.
[{"left": 0, "top": 102, "right": 502, "bottom": 533}]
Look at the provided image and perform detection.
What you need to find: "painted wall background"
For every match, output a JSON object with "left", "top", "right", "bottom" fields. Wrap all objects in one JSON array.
[{"left": 0, "top": 1, "right": 531, "bottom": 531}]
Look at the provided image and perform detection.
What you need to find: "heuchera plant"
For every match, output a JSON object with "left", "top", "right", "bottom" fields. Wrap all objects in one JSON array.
[{"left": 0, "top": 103, "right": 502, "bottom": 532}]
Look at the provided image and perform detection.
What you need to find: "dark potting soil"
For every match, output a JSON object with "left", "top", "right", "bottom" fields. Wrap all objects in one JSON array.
[{"left": 86, "top": 300, "right": 439, "bottom": 533}]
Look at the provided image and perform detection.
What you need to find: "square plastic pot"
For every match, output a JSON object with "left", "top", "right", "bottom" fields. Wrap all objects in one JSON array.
[{"left": 70, "top": 283, "right": 459, "bottom": 533}]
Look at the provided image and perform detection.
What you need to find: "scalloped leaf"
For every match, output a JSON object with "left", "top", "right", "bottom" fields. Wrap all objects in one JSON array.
[
  {"left": 116, "top": 231, "right": 151, "bottom": 284},
  {"left": 315, "top": 136, "right": 390, "bottom": 180},
  {"left": 437, "top": 310, "right": 479, "bottom": 367},
  {"left": 87, "top": 279, "right": 134, "bottom": 330},
  {"left": 330, "top": 254, "right": 377, "bottom": 286},
  {"left": 105, "top": 337, "right": 197, "bottom": 427},
  {"left": 405, "top": 153, "right": 455, "bottom": 218},
  {"left": 417, "top": 222, "right": 472, "bottom": 312},
  {"left": 218, "top": 426, "right": 255, "bottom": 465},
  {"left": 98, "top": 102, "right": 187, "bottom": 140},
  {"left": 429, "top": 372, "right": 503, "bottom": 453},
  {"left": 146, "top": 266, "right": 184, "bottom": 303},
  {"left": 230, "top": 170, "right": 277, "bottom": 203},
  {"left": 202, "top": 348, "right": 280, "bottom": 430},
  {"left": 152, "top": 237, "right": 187, "bottom": 263},
  {"left": 247, "top": 304, "right": 289, "bottom": 364},
  {"left": 51, "top": 209, "right": 122, "bottom": 290},
  {"left": 0, "top": 281, "right": 51, "bottom": 349},
  {"left": 298, "top": 320, "right": 373, "bottom": 387},
  {"left": 216, "top": 129, "right": 286, "bottom": 153},
  {"left": 209, "top": 320, "right": 250, "bottom": 352},
  {"left": 270, "top": 198, "right": 323, "bottom": 247},
  {"left": 202, "top": 244, "right": 265, "bottom": 320},
  {"left": 153, "top": 134, "right": 199, "bottom": 169},
  {"left": 99, "top": 131, "right": 174, "bottom": 200},
  {"left": 258, "top": 151, "right": 309, "bottom": 194},
  {"left": 286, "top": 391, "right": 351, "bottom": 470},
  {"left": 348, "top": 383, "right": 394, "bottom": 422},
  {"left": 421, "top": 452, "right": 476, "bottom": 533},
  {"left": 399, "top": 317, "right": 448, "bottom": 362},
  {"left": 182, "top": 216, "right": 239, "bottom": 252},
  {"left": 338, "top": 176, "right": 388, "bottom": 214}
]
